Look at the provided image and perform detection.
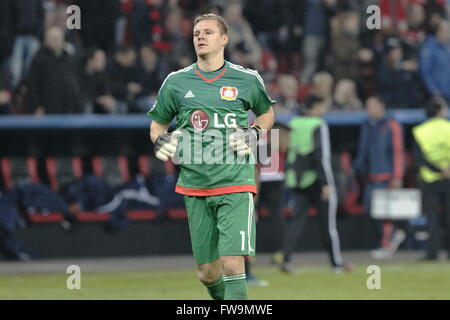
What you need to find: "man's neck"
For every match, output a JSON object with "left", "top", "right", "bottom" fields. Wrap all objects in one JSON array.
[{"left": 197, "top": 55, "right": 225, "bottom": 72}]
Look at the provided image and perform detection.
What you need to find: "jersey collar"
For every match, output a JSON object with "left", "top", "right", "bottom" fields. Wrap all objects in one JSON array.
[{"left": 194, "top": 61, "right": 228, "bottom": 83}]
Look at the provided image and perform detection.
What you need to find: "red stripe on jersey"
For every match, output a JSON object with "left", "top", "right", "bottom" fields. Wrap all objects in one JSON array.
[
  {"left": 194, "top": 68, "right": 228, "bottom": 83},
  {"left": 175, "top": 184, "right": 257, "bottom": 196}
]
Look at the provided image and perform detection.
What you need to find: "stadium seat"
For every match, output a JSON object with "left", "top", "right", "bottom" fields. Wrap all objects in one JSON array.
[
  {"left": 0, "top": 157, "right": 66, "bottom": 223},
  {"left": 92, "top": 155, "right": 160, "bottom": 222}
]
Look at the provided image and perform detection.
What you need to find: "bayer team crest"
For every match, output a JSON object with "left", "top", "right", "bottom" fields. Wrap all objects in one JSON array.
[
  {"left": 190, "top": 110, "right": 209, "bottom": 131},
  {"left": 220, "top": 87, "right": 238, "bottom": 101}
]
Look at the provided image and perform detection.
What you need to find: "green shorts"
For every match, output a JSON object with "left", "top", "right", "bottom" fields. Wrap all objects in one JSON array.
[{"left": 184, "top": 192, "right": 256, "bottom": 264}]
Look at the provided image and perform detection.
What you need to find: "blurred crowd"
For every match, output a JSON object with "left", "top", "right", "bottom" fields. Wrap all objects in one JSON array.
[{"left": 0, "top": 0, "right": 449, "bottom": 116}]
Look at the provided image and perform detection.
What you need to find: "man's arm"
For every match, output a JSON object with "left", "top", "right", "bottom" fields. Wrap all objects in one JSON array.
[
  {"left": 253, "top": 106, "right": 275, "bottom": 131},
  {"left": 420, "top": 44, "right": 441, "bottom": 96},
  {"left": 150, "top": 120, "right": 170, "bottom": 144},
  {"left": 388, "top": 120, "right": 405, "bottom": 188}
]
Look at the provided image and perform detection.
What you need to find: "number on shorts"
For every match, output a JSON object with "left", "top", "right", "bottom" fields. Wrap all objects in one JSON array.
[{"left": 240, "top": 231, "right": 245, "bottom": 251}]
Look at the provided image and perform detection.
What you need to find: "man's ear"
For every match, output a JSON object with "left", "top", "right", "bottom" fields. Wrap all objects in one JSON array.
[{"left": 222, "top": 34, "right": 229, "bottom": 47}]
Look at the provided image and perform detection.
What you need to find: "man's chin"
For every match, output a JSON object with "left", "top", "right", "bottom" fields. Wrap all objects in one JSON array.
[{"left": 197, "top": 51, "right": 209, "bottom": 59}]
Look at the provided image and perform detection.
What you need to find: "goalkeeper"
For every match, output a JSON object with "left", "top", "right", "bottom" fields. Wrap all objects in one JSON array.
[{"left": 147, "top": 13, "right": 275, "bottom": 300}]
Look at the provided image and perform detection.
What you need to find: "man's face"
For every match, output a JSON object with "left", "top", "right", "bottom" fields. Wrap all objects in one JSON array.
[
  {"left": 92, "top": 50, "right": 106, "bottom": 72},
  {"left": 45, "top": 27, "right": 64, "bottom": 53},
  {"left": 366, "top": 98, "right": 385, "bottom": 120},
  {"left": 193, "top": 20, "right": 228, "bottom": 58}
]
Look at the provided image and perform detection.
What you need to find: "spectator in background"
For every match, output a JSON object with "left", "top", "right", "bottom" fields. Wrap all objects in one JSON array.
[
  {"left": 380, "top": 0, "right": 408, "bottom": 36},
  {"left": 330, "top": 10, "right": 361, "bottom": 82},
  {"left": 353, "top": 96, "right": 406, "bottom": 259},
  {"left": 333, "top": 79, "right": 363, "bottom": 110},
  {"left": 299, "top": 0, "right": 337, "bottom": 84},
  {"left": 115, "top": 0, "right": 134, "bottom": 46},
  {"left": 9, "top": 0, "right": 44, "bottom": 89},
  {"left": 107, "top": 45, "right": 141, "bottom": 114},
  {"left": 420, "top": 20, "right": 450, "bottom": 105},
  {"left": 78, "top": 47, "right": 118, "bottom": 114},
  {"left": 311, "top": 72, "right": 334, "bottom": 110},
  {"left": 27, "top": 26, "right": 82, "bottom": 115},
  {"left": 377, "top": 37, "right": 419, "bottom": 108},
  {"left": 131, "top": 0, "right": 172, "bottom": 52},
  {"left": 133, "top": 45, "right": 163, "bottom": 113},
  {"left": 403, "top": 2, "right": 426, "bottom": 57},
  {"left": 74, "top": 0, "right": 120, "bottom": 52},
  {"left": 224, "top": 0, "right": 262, "bottom": 68},
  {"left": 413, "top": 98, "right": 450, "bottom": 261},
  {"left": 425, "top": 5, "right": 446, "bottom": 35},
  {"left": 273, "top": 74, "right": 300, "bottom": 115},
  {"left": 43, "top": 0, "right": 78, "bottom": 52},
  {"left": 165, "top": 7, "right": 194, "bottom": 70}
]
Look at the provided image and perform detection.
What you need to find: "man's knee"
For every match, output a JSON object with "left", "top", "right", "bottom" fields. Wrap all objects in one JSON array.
[
  {"left": 220, "top": 255, "right": 245, "bottom": 275},
  {"left": 196, "top": 261, "right": 221, "bottom": 284}
]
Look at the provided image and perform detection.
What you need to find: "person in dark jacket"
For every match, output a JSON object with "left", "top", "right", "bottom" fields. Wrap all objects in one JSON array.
[
  {"left": 420, "top": 20, "right": 450, "bottom": 105},
  {"left": 9, "top": 0, "right": 44, "bottom": 89},
  {"left": 282, "top": 95, "right": 348, "bottom": 274},
  {"left": 412, "top": 98, "right": 450, "bottom": 261},
  {"left": 77, "top": 47, "right": 119, "bottom": 114},
  {"left": 353, "top": 96, "right": 406, "bottom": 259},
  {"left": 106, "top": 45, "right": 142, "bottom": 114},
  {"left": 377, "top": 37, "right": 420, "bottom": 108},
  {"left": 132, "top": 45, "right": 163, "bottom": 113},
  {"left": 27, "top": 26, "right": 82, "bottom": 115}
]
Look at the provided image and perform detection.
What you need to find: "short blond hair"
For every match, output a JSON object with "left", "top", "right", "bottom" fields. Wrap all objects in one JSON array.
[{"left": 194, "top": 13, "right": 229, "bottom": 35}]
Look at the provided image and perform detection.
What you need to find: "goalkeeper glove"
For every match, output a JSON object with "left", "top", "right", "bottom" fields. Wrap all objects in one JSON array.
[
  {"left": 154, "top": 130, "right": 182, "bottom": 162},
  {"left": 229, "top": 125, "right": 262, "bottom": 156}
]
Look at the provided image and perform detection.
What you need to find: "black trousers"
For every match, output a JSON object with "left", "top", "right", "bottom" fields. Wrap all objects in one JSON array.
[
  {"left": 422, "top": 179, "right": 450, "bottom": 259},
  {"left": 257, "top": 180, "right": 286, "bottom": 251},
  {"left": 282, "top": 182, "right": 343, "bottom": 267}
]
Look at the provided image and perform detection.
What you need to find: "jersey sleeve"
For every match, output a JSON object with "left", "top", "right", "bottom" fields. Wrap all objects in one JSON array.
[
  {"left": 146, "top": 77, "right": 178, "bottom": 124},
  {"left": 248, "top": 75, "right": 276, "bottom": 116}
]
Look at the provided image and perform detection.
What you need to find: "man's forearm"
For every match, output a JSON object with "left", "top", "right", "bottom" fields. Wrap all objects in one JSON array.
[
  {"left": 253, "top": 107, "right": 275, "bottom": 131},
  {"left": 150, "top": 121, "right": 170, "bottom": 143}
]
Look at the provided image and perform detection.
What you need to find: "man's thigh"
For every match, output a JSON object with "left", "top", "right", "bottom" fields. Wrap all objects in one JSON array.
[
  {"left": 216, "top": 192, "right": 256, "bottom": 259},
  {"left": 184, "top": 195, "right": 219, "bottom": 265}
]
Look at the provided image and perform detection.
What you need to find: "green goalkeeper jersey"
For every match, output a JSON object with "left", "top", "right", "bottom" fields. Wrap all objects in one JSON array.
[{"left": 147, "top": 61, "right": 275, "bottom": 196}]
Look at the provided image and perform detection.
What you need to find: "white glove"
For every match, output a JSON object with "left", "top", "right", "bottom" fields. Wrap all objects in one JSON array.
[
  {"left": 154, "top": 130, "right": 182, "bottom": 161},
  {"left": 229, "top": 125, "right": 261, "bottom": 157}
]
